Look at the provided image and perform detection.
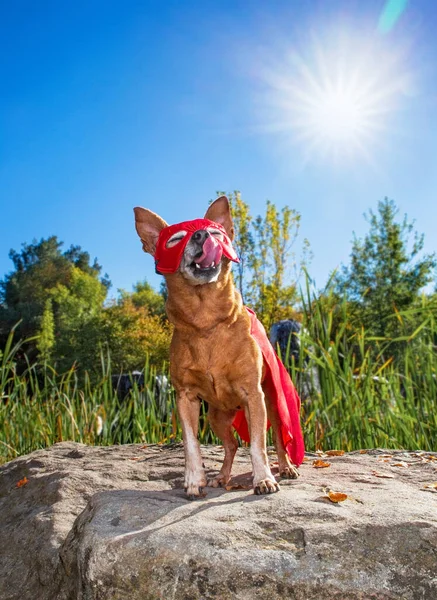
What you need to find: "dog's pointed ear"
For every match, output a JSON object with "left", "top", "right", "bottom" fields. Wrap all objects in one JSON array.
[
  {"left": 134, "top": 207, "right": 168, "bottom": 255},
  {"left": 204, "top": 196, "right": 234, "bottom": 240}
]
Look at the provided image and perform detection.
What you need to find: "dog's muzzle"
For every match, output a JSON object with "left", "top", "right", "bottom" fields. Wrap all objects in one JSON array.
[{"left": 191, "top": 231, "right": 223, "bottom": 270}]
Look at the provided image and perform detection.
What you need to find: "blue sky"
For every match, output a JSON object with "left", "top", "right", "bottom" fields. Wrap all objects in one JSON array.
[{"left": 1, "top": 0, "right": 437, "bottom": 297}]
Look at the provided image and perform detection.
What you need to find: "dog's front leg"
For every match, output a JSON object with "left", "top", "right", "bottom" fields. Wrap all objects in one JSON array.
[
  {"left": 177, "top": 390, "right": 207, "bottom": 499},
  {"left": 245, "top": 386, "right": 280, "bottom": 495}
]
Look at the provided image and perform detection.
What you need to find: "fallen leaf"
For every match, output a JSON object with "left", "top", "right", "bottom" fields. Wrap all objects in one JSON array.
[
  {"left": 139, "top": 445, "right": 148, "bottom": 449},
  {"left": 129, "top": 457, "right": 141, "bottom": 461},
  {"left": 313, "top": 459, "right": 331, "bottom": 468},
  {"left": 325, "top": 450, "right": 345, "bottom": 457},
  {"left": 423, "top": 482, "right": 437, "bottom": 490},
  {"left": 392, "top": 461, "right": 409, "bottom": 468},
  {"left": 326, "top": 490, "right": 348, "bottom": 503},
  {"left": 371, "top": 470, "right": 395, "bottom": 479},
  {"left": 359, "top": 450, "right": 368, "bottom": 454},
  {"left": 377, "top": 458, "right": 391, "bottom": 463},
  {"left": 16, "top": 477, "right": 28, "bottom": 488}
]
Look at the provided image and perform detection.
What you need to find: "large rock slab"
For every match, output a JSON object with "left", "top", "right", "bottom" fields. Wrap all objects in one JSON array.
[{"left": 0, "top": 442, "right": 436, "bottom": 599}]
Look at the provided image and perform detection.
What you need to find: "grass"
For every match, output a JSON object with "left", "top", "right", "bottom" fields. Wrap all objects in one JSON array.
[
  {"left": 286, "top": 283, "right": 437, "bottom": 452},
  {"left": 1, "top": 290, "right": 437, "bottom": 464}
]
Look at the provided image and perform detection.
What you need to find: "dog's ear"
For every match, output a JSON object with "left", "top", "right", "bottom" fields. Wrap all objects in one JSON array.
[
  {"left": 134, "top": 207, "right": 168, "bottom": 255},
  {"left": 204, "top": 196, "right": 234, "bottom": 240}
]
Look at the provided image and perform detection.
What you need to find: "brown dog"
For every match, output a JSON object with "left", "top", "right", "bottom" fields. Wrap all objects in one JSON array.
[{"left": 134, "top": 196, "right": 300, "bottom": 498}]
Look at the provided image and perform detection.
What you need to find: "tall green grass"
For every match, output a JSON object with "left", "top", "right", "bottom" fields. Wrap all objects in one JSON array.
[
  {"left": 285, "top": 284, "right": 437, "bottom": 452},
  {"left": 0, "top": 329, "right": 217, "bottom": 464},
  {"left": 1, "top": 288, "right": 436, "bottom": 464}
]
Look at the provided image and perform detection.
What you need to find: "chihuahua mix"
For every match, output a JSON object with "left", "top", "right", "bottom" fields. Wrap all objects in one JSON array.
[{"left": 134, "top": 196, "right": 304, "bottom": 499}]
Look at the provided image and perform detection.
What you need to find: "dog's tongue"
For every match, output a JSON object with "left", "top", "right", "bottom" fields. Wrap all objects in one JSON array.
[{"left": 194, "top": 235, "right": 223, "bottom": 268}]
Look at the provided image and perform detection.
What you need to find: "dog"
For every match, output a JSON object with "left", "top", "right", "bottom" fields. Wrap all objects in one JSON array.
[{"left": 134, "top": 196, "right": 304, "bottom": 499}]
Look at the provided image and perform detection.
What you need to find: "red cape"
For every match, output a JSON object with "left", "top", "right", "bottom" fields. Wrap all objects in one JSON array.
[{"left": 232, "top": 308, "right": 305, "bottom": 467}]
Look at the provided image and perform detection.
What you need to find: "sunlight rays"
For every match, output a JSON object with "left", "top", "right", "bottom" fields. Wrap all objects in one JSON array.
[{"left": 254, "top": 30, "right": 412, "bottom": 165}]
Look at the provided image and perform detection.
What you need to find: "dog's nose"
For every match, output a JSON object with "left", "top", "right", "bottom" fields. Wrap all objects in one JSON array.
[{"left": 192, "top": 230, "right": 210, "bottom": 244}]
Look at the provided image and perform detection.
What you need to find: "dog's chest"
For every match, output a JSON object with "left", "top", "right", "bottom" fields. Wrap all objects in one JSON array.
[{"left": 170, "top": 324, "right": 261, "bottom": 409}]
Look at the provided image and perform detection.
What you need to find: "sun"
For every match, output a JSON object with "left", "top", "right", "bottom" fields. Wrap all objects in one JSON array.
[
  {"left": 254, "top": 31, "right": 411, "bottom": 164},
  {"left": 309, "top": 88, "right": 369, "bottom": 143}
]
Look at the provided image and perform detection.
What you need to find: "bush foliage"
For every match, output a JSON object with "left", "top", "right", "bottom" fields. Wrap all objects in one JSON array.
[{"left": 1, "top": 194, "right": 436, "bottom": 461}]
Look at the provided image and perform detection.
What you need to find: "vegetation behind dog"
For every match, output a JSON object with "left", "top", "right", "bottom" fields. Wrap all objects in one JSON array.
[
  {"left": 2, "top": 286, "right": 436, "bottom": 464},
  {"left": 1, "top": 195, "right": 436, "bottom": 462}
]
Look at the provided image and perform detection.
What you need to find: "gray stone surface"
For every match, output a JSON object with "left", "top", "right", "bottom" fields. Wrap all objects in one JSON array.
[{"left": 0, "top": 442, "right": 436, "bottom": 599}]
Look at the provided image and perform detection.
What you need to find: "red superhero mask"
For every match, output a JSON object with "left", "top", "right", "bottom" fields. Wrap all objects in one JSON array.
[{"left": 154, "top": 218, "right": 240, "bottom": 274}]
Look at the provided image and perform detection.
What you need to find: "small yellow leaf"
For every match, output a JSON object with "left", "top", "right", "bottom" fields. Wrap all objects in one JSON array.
[
  {"left": 327, "top": 490, "right": 348, "bottom": 503},
  {"left": 423, "top": 482, "right": 437, "bottom": 490}
]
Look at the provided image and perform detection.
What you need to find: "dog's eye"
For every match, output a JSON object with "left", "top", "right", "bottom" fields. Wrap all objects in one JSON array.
[
  {"left": 166, "top": 231, "right": 187, "bottom": 248},
  {"left": 208, "top": 228, "right": 224, "bottom": 241}
]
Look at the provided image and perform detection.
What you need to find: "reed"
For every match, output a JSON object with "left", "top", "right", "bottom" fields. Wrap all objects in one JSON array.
[
  {"left": 284, "top": 281, "right": 437, "bottom": 452},
  {"left": 1, "top": 288, "right": 436, "bottom": 463}
]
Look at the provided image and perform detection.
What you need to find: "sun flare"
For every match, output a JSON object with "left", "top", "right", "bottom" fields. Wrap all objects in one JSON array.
[{"left": 255, "top": 31, "right": 411, "bottom": 164}]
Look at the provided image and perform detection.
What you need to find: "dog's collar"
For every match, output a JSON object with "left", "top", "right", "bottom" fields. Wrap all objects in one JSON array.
[{"left": 154, "top": 218, "right": 239, "bottom": 274}]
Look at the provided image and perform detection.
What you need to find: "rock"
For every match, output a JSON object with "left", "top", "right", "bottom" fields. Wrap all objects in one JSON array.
[{"left": 1, "top": 443, "right": 436, "bottom": 600}]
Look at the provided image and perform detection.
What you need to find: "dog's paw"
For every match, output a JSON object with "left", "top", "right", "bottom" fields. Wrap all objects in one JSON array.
[
  {"left": 185, "top": 484, "right": 207, "bottom": 500},
  {"left": 254, "top": 478, "right": 280, "bottom": 495},
  {"left": 279, "top": 465, "right": 299, "bottom": 479},
  {"left": 206, "top": 473, "right": 228, "bottom": 488}
]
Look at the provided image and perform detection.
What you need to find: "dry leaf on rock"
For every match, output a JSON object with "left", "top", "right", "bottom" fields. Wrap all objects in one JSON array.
[
  {"left": 359, "top": 450, "right": 368, "bottom": 454},
  {"left": 392, "top": 461, "right": 409, "bottom": 468},
  {"left": 16, "top": 477, "right": 28, "bottom": 488},
  {"left": 325, "top": 490, "right": 348, "bottom": 503},
  {"left": 325, "top": 450, "right": 345, "bottom": 457},
  {"left": 313, "top": 460, "right": 331, "bottom": 468},
  {"left": 371, "top": 471, "right": 395, "bottom": 479},
  {"left": 423, "top": 482, "right": 437, "bottom": 491}
]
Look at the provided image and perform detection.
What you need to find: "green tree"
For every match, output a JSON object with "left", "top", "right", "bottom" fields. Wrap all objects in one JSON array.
[
  {"left": 336, "top": 198, "right": 436, "bottom": 339},
  {"left": 117, "top": 280, "right": 166, "bottom": 319},
  {"left": 49, "top": 267, "right": 108, "bottom": 372},
  {"left": 103, "top": 281, "right": 171, "bottom": 371},
  {"left": 36, "top": 299, "right": 55, "bottom": 362},
  {"left": 0, "top": 236, "right": 110, "bottom": 364},
  {"left": 222, "top": 192, "right": 311, "bottom": 330}
]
